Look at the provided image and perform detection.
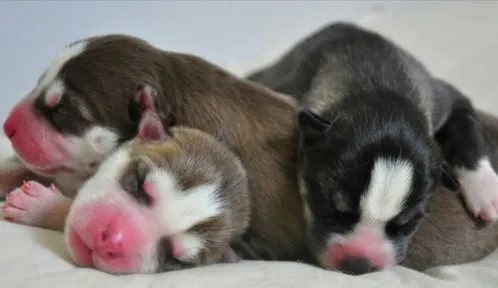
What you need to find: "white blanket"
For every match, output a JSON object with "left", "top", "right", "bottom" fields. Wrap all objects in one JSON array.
[{"left": 2, "top": 2, "right": 498, "bottom": 288}]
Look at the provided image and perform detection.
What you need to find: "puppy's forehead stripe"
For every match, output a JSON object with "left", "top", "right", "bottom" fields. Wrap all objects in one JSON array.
[
  {"left": 360, "top": 158, "right": 413, "bottom": 222},
  {"left": 36, "top": 41, "right": 87, "bottom": 97}
]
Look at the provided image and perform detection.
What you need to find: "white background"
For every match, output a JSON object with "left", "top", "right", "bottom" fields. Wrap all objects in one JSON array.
[
  {"left": 0, "top": 1, "right": 432, "bottom": 120},
  {"left": 0, "top": 1, "right": 496, "bottom": 120}
]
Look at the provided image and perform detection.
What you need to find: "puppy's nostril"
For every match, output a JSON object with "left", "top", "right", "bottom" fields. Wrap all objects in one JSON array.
[
  {"left": 101, "top": 230, "right": 110, "bottom": 242},
  {"left": 339, "top": 256, "right": 374, "bottom": 275},
  {"left": 106, "top": 251, "right": 122, "bottom": 259}
]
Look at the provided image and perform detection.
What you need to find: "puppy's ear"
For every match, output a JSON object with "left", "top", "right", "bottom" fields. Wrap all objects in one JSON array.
[
  {"left": 137, "top": 111, "right": 169, "bottom": 142},
  {"left": 135, "top": 83, "right": 160, "bottom": 112},
  {"left": 128, "top": 82, "right": 161, "bottom": 122},
  {"left": 298, "top": 108, "right": 330, "bottom": 146}
]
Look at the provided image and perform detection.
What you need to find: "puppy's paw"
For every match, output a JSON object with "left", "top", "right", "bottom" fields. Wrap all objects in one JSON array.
[
  {"left": 1, "top": 181, "right": 70, "bottom": 230},
  {"left": 457, "top": 159, "right": 498, "bottom": 222}
]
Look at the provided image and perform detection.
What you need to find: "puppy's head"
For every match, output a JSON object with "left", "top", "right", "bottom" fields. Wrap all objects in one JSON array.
[
  {"left": 297, "top": 108, "right": 441, "bottom": 275},
  {"left": 64, "top": 113, "right": 250, "bottom": 274},
  {"left": 3, "top": 35, "right": 169, "bottom": 180}
]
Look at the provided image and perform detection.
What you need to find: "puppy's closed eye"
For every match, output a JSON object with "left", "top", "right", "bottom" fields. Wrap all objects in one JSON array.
[{"left": 120, "top": 161, "right": 153, "bottom": 206}]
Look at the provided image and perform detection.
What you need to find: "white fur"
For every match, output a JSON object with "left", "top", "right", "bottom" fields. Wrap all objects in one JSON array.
[
  {"left": 65, "top": 126, "right": 119, "bottom": 178},
  {"left": 82, "top": 126, "right": 119, "bottom": 156},
  {"left": 78, "top": 104, "right": 94, "bottom": 121},
  {"left": 44, "top": 79, "right": 65, "bottom": 105},
  {"left": 360, "top": 158, "right": 414, "bottom": 222},
  {"left": 171, "top": 233, "right": 205, "bottom": 262},
  {"left": 37, "top": 41, "right": 86, "bottom": 95},
  {"left": 149, "top": 170, "right": 222, "bottom": 235},
  {"left": 322, "top": 157, "right": 414, "bottom": 268},
  {"left": 456, "top": 157, "right": 498, "bottom": 221},
  {"left": 66, "top": 148, "right": 131, "bottom": 211}
]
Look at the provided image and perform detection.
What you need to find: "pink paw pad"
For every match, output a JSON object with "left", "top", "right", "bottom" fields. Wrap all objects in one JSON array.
[{"left": 1, "top": 181, "right": 65, "bottom": 228}]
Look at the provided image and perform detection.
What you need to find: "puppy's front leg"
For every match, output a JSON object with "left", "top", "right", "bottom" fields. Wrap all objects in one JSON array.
[
  {"left": 0, "top": 136, "right": 51, "bottom": 198},
  {"left": 434, "top": 81, "right": 498, "bottom": 222},
  {"left": 1, "top": 181, "right": 72, "bottom": 231}
]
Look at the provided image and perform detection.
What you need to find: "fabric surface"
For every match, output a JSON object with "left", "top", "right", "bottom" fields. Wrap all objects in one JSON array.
[{"left": 1, "top": 2, "right": 498, "bottom": 288}]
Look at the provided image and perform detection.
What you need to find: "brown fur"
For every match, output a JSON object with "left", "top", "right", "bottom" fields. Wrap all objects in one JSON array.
[
  {"left": 126, "top": 126, "right": 251, "bottom": 270},
  {"left": 402, "top": 110, "right": 498, "bottom": 270},
  {"left": 64, "top": 35, "right": 309, "bottom": 262}
]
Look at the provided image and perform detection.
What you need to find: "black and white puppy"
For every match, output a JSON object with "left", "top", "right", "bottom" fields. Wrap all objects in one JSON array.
[{"left": 248, "top": 22, "right": 498, "bottom": 274}]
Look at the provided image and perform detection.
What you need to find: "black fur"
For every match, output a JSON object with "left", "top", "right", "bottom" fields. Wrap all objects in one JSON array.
[
  {"left": 34, "top": 90, "right": 92, "bottom": 135},
  {"left": 248, "top": 22, "right": 489, "bottom": 273},
  {"left": 298, "top": 91, "right": 441, "bottom": 265}
]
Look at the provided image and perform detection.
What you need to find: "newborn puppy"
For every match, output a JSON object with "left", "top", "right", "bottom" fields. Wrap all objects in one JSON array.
[
  {"left": 65, "top": 111, "right": 250, "bottom": 274},
  {"left": 1, "top": 34, "right": 308, "bottom": 264},
  {"left": 248, "top": 22, "right": 498, "bottom": 274}
]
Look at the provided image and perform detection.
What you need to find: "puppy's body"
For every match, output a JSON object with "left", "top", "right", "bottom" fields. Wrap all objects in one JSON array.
[
  {"left": 248, "top": 23, "right": 498, "bottom": 273},
  {"left": 1, "top": 35, "right": 309, "bottom": 264}
]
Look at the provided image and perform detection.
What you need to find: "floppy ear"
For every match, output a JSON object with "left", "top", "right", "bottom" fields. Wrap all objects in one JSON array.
[
  {"left": 298, "top": 108, "right": 330, "bottom": 146},
  {"left": 128, "top": 82, "right": 164, "bottom": 124},
  {"left": 137, "top": 111, "right": 169, "bottom": 142}
]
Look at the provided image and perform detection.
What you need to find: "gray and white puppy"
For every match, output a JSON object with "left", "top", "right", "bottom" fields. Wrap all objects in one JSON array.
[{"left": 248, "top": 22, "right": 498, "bottom": 274}]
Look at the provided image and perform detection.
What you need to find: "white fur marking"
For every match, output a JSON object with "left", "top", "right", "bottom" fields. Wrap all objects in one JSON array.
[
  {"left": 44, "top": 79, "right": 65, "bottom": 106},
  {"left": 171, "top": 233, "right": 204, "bottom": 262},
  {"left": 150, "top": 170, "right": 222, "bottom": 235},
  {"left": 64, "top": 126, "right": 119, "bottom": 175},
  {"left": 456, "top": 157, "right": 498, "bottom": 221},
  {"left": 360, "top": 158, "right": 413, "bottom": 222},
  {"left": 83, "top": 126, "right": 119, "bottom": 155},
  {"left": 79, "top": 105, "right": 93, "bottom": 121},
  {"left": 67, "top": 148, "right": 131, "bottom": 209},
  {"left": 37, "top": 41, "right": 87, "bottom": 94}
]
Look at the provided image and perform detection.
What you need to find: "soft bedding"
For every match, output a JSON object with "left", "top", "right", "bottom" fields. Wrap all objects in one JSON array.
[{"left": 2, "top": 2, "right": 498, "bottom": 288}]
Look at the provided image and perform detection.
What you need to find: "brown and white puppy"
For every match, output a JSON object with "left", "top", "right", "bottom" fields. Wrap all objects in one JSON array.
[
  {"left": 65, "top": 111, "right": 250, "bottom": 274},
  {"left": 0, "top": 34, "right": 310, "bottom": 264}
]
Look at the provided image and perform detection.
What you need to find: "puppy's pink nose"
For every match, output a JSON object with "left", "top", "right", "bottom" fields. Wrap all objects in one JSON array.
[
  {"left": 95, "top": 227, "right": 125, "bottom": 259},
  {"left": 3, "top": 112, "right": 18, "bottom": 138},
  {"left": 67, "top": 202, "right": 156, "bottom": 273}
]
